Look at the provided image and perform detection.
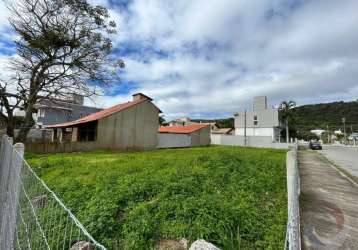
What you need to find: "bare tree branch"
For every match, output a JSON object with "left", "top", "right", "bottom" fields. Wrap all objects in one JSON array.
[{"left": 3, "top": 0, "right": 124, "bottom": 141}]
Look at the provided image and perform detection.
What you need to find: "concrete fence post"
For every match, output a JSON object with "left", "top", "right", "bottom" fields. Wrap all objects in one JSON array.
[
  {"left": 285, "top": 146, "right": 301, "bottom": 250},
  {"left": 0, "top": 135, "right": 14, "bottom": 225},
  {"left": 0, "top": 140, "right": 24, "bottom": 250}
]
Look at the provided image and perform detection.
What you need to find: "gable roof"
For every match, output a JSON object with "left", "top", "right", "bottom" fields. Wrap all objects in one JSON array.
[
  {"left": 158, "top": 124, "right": 210, "bottom": 134},
  {"left": 47, "top": 98, "right": 161, "bottom": 128}
]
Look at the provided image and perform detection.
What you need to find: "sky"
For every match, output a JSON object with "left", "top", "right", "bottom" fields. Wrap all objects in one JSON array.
[{"left": 1, "top": 0, "right": 358, "bottom": 120}]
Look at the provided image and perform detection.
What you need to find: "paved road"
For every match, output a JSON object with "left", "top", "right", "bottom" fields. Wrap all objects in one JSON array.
[
  {"left": 299, "top": 151, "right": 358, "bottom": 249},
  {"left": 321, "top": 146, "right": 358, "bottom": 178}
]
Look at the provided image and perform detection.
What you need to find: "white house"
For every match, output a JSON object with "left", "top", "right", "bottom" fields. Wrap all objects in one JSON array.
[{"left": 234, "top": 96, "right": 281, "bottom": 142}]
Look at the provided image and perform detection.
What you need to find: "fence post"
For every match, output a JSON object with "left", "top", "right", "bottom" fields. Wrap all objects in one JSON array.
[
  {"left": 0, "top": 141, "right": 24, "bottom": 250},
  {"left": 0, "top": 136, "right": 14, "bottom": 225},
  {"left": 285, "top": 146, "right": 301, "bottom": 250}
]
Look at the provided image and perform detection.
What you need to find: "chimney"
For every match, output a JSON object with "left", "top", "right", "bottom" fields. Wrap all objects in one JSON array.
[{"left": 132, "top": 93, "right": 153, "bottom": 102}]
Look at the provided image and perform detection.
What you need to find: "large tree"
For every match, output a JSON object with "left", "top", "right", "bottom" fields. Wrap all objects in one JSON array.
[{"left": 0, "top": 0, "right": 124, "bottom": 141}]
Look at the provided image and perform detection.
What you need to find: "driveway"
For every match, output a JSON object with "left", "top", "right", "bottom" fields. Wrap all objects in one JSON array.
[{"left": 321, "top": 146, "right": 358, "bottom": 178}]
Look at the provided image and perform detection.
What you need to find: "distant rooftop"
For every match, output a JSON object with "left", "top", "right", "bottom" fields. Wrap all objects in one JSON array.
[{"left": 158, "top": 124, "right": 210, "bottom": 134}]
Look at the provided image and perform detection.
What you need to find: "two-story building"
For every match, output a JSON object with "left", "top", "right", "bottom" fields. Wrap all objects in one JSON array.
[
  {"left": 234, "top": 96, "right": 281, "bottom": 142},
  {"left": 34, "top": 94, "right": 102, "bottom": 127}
]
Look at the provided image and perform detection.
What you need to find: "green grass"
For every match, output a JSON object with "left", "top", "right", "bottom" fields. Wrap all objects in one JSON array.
[{"left": 27, "top": 146, "right": 287, "bottom": 250}]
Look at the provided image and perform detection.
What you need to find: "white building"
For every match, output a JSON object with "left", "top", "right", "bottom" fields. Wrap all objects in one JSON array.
[
  {"left": 310, "top": 129, "right": 325, "bottom": 137},
  {"left": 234, "top": 96, "right": 281, "bottom": 142}
]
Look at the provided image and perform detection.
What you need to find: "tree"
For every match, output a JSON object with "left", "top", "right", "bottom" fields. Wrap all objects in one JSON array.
[
  {"left": 0, "top": 75, "right": 26, "bottom": 137},
  {"left": 1, "top": 0, "right": 124, "bottom": 141},
  {"left": 159, "top": 115, "right": 168, "bottom": 126},
  {"left": 296, "top": 130, "right": 319, "bottom": 141},
  {"left": 279, "top": 100, "right": 296, "bottom": 142}
]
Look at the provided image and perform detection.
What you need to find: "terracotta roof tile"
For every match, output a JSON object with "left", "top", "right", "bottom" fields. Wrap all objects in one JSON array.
[{"left": 158, "top": 124, "right": 210, "bottom": 134}]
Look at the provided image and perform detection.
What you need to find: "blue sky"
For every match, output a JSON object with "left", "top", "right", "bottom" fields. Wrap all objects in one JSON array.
[{"left": 1, "top": 0, "right": 358, "bottom": 120}]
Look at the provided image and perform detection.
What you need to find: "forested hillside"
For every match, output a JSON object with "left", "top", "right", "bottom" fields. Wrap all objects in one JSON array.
[{"left": 292, "top": 100, "right": 358, "bottom": 134}]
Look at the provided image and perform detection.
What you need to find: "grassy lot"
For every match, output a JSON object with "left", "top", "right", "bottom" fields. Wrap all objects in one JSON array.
[{"left": 27, "top": 146, "right": 287, "bottom": 250}]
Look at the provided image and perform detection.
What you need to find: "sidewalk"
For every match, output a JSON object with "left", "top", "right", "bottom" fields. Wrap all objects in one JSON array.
[{"left": 298, "top": 150, "right": 358, "bottom": 249}]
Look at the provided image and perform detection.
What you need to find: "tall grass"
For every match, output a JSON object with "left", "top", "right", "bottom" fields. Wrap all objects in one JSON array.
[{"left": 27, "top": 146, "right": 287, "bottom": 249}]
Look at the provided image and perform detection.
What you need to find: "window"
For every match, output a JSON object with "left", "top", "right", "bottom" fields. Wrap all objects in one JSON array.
[
  {"left": 253, "top": 115, "right": 258, "bottom": 126},
  {"left": 38, "top": 109, "right": 46, "bottom": 118}
]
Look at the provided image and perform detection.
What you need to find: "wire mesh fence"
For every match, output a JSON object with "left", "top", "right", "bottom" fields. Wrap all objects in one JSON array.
[
  {"left": 284, "top": 144, "right": 301, "bottom": 250},
  {"left": 0, "top": 135, "right": 107, "bottom": 250}
]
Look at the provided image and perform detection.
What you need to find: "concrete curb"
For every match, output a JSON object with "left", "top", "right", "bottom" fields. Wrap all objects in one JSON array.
[
  {"left": 322, "top": 145, "right": 358, "bottom": 149},
  {"left": 317, "top": 152, "right": 358, "bottom": 188}
]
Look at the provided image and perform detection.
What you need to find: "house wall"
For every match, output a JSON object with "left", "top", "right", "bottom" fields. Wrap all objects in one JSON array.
[
  {"left": 235, "top": 109, "right": 279, "bottom": 128},
  {"left": 157, "top": 126, "right": 210, "bottom": 148},
  {"left": 235, "top": 127, "right": 275, "bottom": 137},
  {"left": 36, "top": 105, "right": 101, "bottom": 126},
  {"left": 211, "top": 134, "right": 291, "bottom": 149},
  {"left": 157, "top": 133, "right": 191, "bottom": 148},
  {"left": 253, "top": 96, "right": 267, "bottom": 111},
  {"left": 96, "top": 100, "right": 159, "bottom": 150},
  {"left": 190, "top": 126, "right": 211, "bottom": 146}
]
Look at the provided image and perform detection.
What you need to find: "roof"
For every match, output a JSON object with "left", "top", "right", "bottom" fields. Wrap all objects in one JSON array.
[
  {"left": 47, "top": 98, "right": 161, "bottom": 128},
  {"left": 158, "top": 124, "right": 210, "bottom": 134},
  {"left": 132, "top": 93, "right": 153, "bottom": 101},
  {"left": 211, "top": 128, "right": 234, "bottom": 134}
]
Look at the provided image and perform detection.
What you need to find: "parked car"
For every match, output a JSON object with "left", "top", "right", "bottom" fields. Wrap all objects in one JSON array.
[
  {"left": 309, "top": 141, "right": 322, "bottom": 150},
  {"left": 348, "top": 132, "right": 358, "bottom": 141}
]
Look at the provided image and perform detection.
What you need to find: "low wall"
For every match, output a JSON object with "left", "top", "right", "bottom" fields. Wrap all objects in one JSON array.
[
  {"left": 211, "top": 134, "right": 291, "bottom": 149},
  {"left": 14, "top": 129, "right": 53, "bottom": 142},
  {"left": 25, "top": 141, "right": 98, "bottom": 154},
  {"left": 157, "top": 133, "right": 191, "bottom": 148}
]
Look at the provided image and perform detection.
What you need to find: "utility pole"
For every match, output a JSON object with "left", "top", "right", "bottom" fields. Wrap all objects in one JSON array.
[
  {"left": 286, "top": 119, "right": 289, "bottom": 143},
  {"left": 244, "top": 110, "right": 247, "bottom": 146},
  {"left": 342, "top": 117, "right": 346, "bottom": 144},
  {"left": 326, "top": 125, "right": 330, "bottom": 144}
]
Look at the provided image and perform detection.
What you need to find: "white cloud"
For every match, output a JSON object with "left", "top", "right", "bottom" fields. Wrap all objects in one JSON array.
[
  {"left": 94, "top": 0, "right": 358, "bottom": 119},
  {"left": 2, "top": 0, "right": 358, "bottom": 119},
  {"left": 0, "top": 2, "right": 10, "bottom": 30}
]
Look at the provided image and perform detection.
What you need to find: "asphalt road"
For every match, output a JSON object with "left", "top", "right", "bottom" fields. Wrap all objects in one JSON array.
[{"left": 321, "top": 146, "right": 358, "bottom": 178}]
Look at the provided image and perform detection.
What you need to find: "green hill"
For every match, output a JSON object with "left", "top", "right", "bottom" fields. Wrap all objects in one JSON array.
[{"left": 292, "top": 100, "right": 358, "bottom": 135}]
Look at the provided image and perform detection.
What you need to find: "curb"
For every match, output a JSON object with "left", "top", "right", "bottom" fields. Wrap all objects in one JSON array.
[{"left": 317, "top": 152, "right": 358, "bottom": 188}]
